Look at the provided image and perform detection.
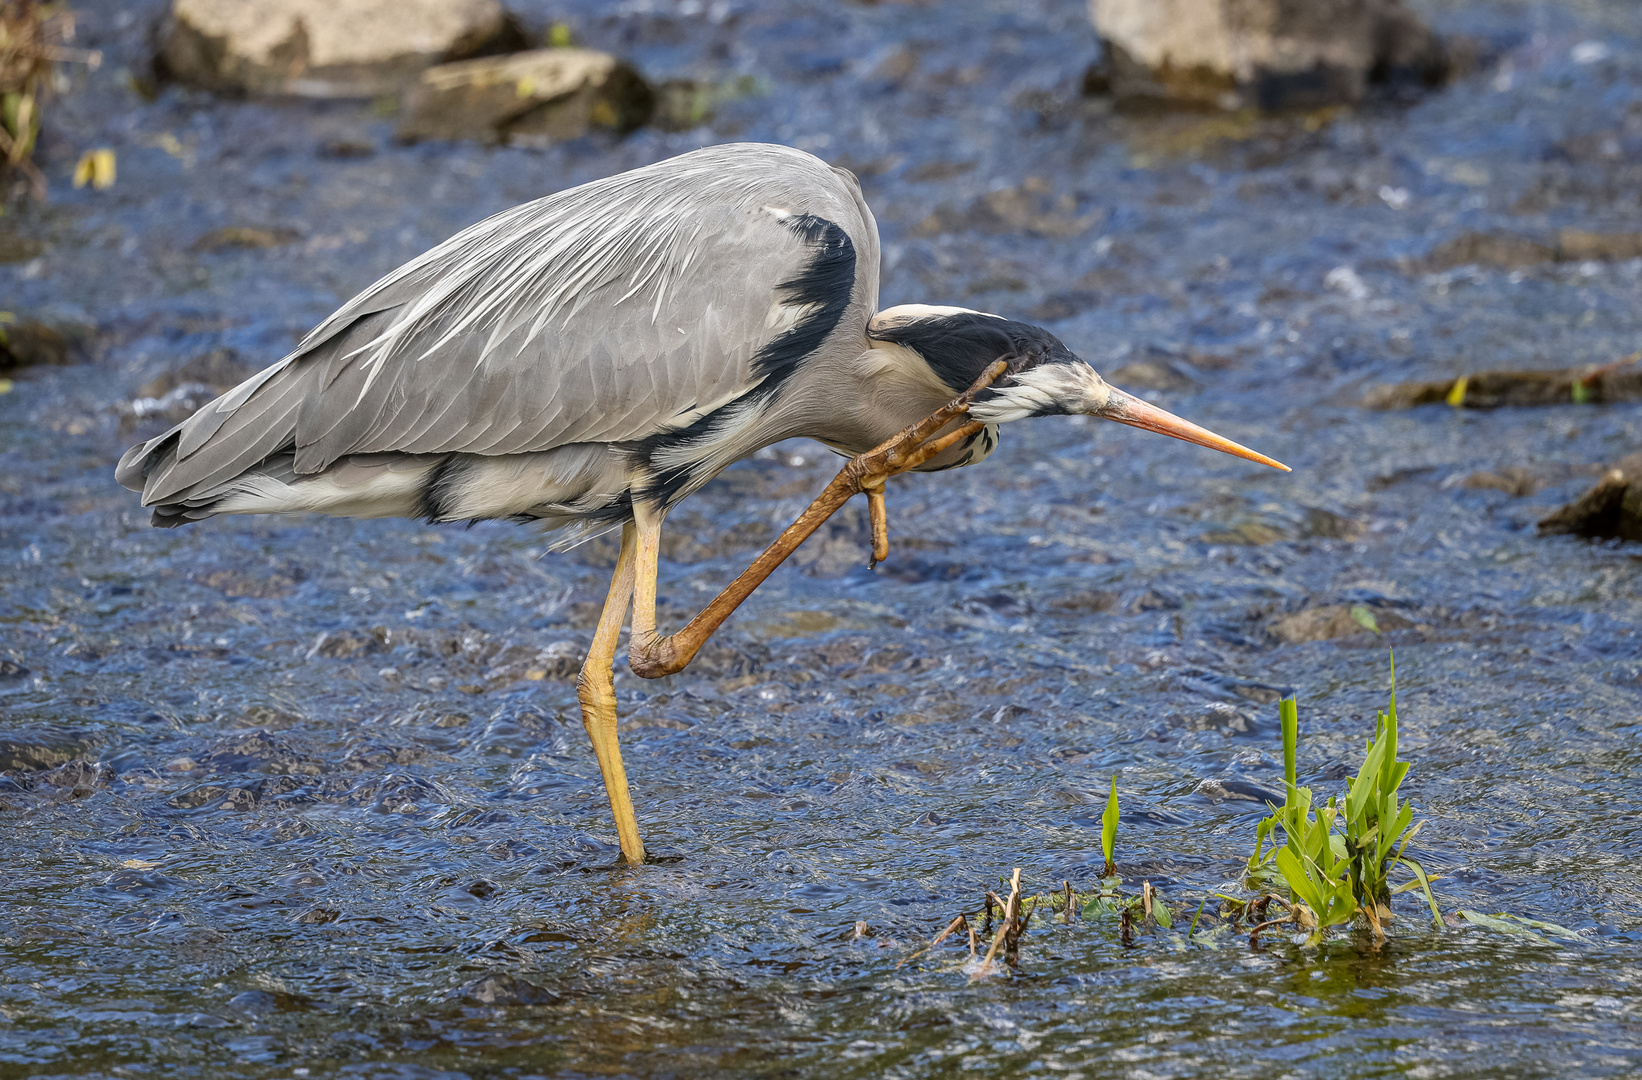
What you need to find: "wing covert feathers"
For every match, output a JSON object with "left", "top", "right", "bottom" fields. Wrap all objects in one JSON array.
[{"left": 117, "top": 144, "right": 878, "bottom": 522}]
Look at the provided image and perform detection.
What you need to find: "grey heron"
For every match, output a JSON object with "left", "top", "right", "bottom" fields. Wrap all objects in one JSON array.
[{"left": 117, "top": 142, "right": 1287, "bottom": 864}]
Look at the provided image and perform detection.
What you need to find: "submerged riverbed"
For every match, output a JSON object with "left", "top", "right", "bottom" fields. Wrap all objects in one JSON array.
[{"left": 3, "top": 0, "right": 1642, "bottom": 1076}]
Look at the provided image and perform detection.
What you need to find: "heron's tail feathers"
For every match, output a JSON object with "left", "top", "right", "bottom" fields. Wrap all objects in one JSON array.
[
  {"left": 115, "top": 352, "right": 312, "bottom": 525},
  {"left": 126, "top": 450, "right": 447, "bottom": 527}
]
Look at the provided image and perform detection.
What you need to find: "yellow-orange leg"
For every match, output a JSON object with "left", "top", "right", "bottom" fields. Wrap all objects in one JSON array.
[
  {"left": 627, "top": 360, "right": 1008, "bottom": 681},
  {"left": 576, "top": 370, "right": 990, "bottom": 865},
  {"left": 865, "top": 480, "right": 889, "bottom": 567},
  {"left": 575, "top": 521, "right": 646, "bottom": 864}
]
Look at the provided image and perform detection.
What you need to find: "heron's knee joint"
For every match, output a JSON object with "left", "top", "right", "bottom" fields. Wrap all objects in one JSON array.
[
  {"left": 628, "top": 653, "right": 678, "bottom": 680},
  {"left": 576, "top": 668, "right": 614, "bottom": 702},
  {"left": 629, "top": 638, "right": 686, "bottom": 679}
]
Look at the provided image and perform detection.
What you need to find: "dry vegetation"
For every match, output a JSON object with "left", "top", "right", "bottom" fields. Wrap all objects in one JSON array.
[{"left": 1, "top": 1, "right": 96, "bottom": 197}]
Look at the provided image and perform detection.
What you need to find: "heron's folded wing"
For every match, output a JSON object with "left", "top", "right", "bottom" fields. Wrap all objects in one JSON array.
[{"left": 122, "top": 143, "right": 877, "bottom": 507}]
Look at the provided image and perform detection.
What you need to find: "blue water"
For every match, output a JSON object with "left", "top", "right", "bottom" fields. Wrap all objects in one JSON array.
[{"left": 2, "top": 0, "right": 1640, "bottom": 1076}]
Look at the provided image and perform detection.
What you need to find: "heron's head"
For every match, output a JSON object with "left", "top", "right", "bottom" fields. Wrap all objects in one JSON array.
[{"left": 867, "top": 305, "right": 1288, "bottom": 471}]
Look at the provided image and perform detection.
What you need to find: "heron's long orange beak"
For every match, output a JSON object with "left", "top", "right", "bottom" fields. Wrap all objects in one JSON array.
[{"left": 1097, "top": 387, "right": 1290, "bottom": 471}]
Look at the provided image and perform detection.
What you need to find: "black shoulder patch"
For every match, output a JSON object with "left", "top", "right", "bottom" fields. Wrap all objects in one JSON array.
[
  {"left": 869, "top": 313, "right": 1075, "bottom": 393},
  {"left": 751, "top": 213, "right": 857, "bottom": 389},
  {"left": 622, "top": 213, "right": 857, "bottom": 511}
]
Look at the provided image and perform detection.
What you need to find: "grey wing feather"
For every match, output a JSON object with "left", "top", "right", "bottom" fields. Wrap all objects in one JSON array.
[{"left": 118, "top": 143, "right": 877, "bottom": 508}]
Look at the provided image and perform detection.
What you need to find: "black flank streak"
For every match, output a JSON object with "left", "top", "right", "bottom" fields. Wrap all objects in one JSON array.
[
  {"left": 624, "top": 213, "right": 857, "bottom": 511},
  {"left": 416, "top": 455, "right": 467, "bottom": 523},
  {"left": 869, "top": 313, "right": 1076, "bottom": 394},
  {"left": 617, "top": 400, "right": 744, "bottom": 513},
  {"left": 571, "top": 489, "right": 634, "bottom": 528}
]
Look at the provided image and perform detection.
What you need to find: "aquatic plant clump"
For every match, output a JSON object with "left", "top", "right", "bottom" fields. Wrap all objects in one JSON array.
[
  {"left": 902, "top": 658, "right": 1584, "bottom": 977},
  {"left": 1247, "top": 658, "right": 1439, "bottom": 941}
]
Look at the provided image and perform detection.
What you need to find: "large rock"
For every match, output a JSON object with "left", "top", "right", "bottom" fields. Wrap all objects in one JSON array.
[
  {"left": 157, "top": 0, "right": 525, "bottom": 98},
  {"left": 398, "top": 49, "right": 654, "bottom": 145},
  {"left": 1271, "top": 604, "right": 1411, "bottom": 643},
  {"left": 1421, "top": 229, "right": 1642, "bottom": 272},
  {"left": 0, "top": 315, "right": 93, "bottom": 372},
  {"left": 1538, "top": 452, "right": 1642, "bottom": 543},
  {"left": 1088, "top": 0, "right": 1446, "bottom": 110}
]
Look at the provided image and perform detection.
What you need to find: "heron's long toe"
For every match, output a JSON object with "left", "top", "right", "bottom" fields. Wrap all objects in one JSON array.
[
  {"left": 866, "top": 482, "right": 889, "bottom": 567},
  {"left": 844, "top": 358, "right": 1009, "bottom": 491}
]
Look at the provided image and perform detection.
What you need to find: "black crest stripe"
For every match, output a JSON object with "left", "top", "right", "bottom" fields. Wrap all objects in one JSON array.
[{"left": 868, "top": 313, "right": 1074, "bottom": 393}]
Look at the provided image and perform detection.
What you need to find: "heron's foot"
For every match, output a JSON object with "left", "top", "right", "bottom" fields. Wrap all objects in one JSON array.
[
  {"left": 843, "top": 360, "right": 1008, "bottom": 568},
  {"left": 843, "top": 359, "right": 1008, "bottom": 493},
  {"left": 622, "top": 362, "right": 1009, "bottom": 681}
]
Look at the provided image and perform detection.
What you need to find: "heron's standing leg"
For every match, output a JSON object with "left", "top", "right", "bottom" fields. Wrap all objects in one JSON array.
[
  {"left": 629, "top": 502, "right": 667, "bottom": 657},
  {"left": 576, "top": 521, "right": 646, "bottom": 864}
]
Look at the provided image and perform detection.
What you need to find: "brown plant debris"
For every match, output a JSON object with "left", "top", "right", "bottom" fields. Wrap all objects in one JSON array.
[
  {"left": 971, "top": 868, "right": 1025, "bottom": 980},
  {"left": 1363, "top": 355, "right": 1642, "bottom": 410}
]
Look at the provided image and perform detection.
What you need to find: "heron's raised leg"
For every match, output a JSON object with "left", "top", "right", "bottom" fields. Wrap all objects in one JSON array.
[
  {"left": 576, "top": 521, "right": 647, "bottom": 864},
  {"left": 626, "top": 360, "right": 1008, "bottom": 680}
]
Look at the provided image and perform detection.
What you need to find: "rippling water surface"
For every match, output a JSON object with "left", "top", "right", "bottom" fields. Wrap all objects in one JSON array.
[{"left": 3, "top": 0, "right": 1641, "bottom": 1076}]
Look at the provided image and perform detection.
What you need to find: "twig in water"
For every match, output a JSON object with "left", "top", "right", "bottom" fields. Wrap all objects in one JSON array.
[
  {"left": 896, "top": 914, "right": 969, "bottom": 969},
  {"left": 1247, "top": 915, "right": 1294, "bottom": 949},
  {"left": 1007, "top": 897, "right": 1034, "bottom": 967},
  {"left": 1063, "top": 879, "right": 1075, "bottom": 923},
  {"left": 971, "top": 868, "right": 1022, "bottom": 981},
  {"left": 930, "top": 914, "right": 968, "bottom": 950}
]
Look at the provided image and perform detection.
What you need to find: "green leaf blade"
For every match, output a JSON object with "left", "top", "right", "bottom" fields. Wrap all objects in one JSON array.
[{"left": 1100, "top": 774, "right": 1120, "bottom": 874}]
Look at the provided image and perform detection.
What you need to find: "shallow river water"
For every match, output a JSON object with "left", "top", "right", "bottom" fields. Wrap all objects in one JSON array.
[{"left": 3, "top": 0, "right": 1642, "bottom": 1076}]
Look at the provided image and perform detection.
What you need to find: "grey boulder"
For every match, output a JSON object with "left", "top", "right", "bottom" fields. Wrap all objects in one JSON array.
[
  {"left": 157, "top": 0, "right": 524, "bottom": 98},
  {"left": 1087, "top": 0, "right": 1446, "bottom": 110},
  {"left": 398, "top": 48, "right": 654, "bottom": 145}
]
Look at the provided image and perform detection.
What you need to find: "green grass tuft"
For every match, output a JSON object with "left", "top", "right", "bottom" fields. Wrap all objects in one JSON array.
[
  {"left": 1099, "top": 774, "right": 1119, "bottom": 877},
  {"left": 1248, "top": 654, "right": 1439, "bottom": 941}
]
